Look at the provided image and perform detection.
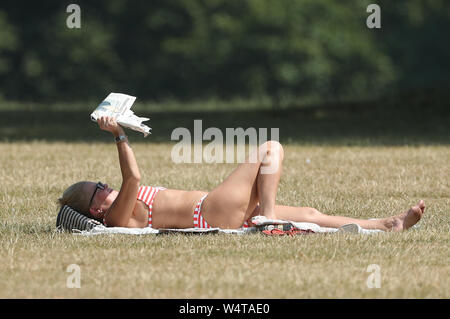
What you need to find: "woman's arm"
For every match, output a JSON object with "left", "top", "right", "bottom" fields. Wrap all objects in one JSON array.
[{"left": 97, "top": 116, "right": 141, "bottom": 227}]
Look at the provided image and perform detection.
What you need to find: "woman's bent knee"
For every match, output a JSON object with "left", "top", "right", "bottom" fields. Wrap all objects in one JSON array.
[
  {"left": 258, "top": 141, "right": 283, "bottom": 173},
  {"left": 260, "top": 141, "right": 283, "bottom": 154}
]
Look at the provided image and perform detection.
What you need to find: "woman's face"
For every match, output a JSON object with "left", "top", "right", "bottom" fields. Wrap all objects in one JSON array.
[{"left": 86, "top": 181, "right": 118, "bottom": 219}]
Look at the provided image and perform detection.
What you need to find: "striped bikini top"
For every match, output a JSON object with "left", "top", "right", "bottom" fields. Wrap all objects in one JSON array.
[{"left": 136, "top": 185, "right": 166, "bottom": 227}]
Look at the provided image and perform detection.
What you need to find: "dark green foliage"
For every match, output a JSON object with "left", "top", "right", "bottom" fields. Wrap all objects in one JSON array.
[{"left": 0, "top": 0, "right": 448, "bottom": 104}]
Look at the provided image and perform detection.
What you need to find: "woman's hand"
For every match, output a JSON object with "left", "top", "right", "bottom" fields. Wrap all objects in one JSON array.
[{"left": 97, "top": 116, "right": 124, "bottom": 137}]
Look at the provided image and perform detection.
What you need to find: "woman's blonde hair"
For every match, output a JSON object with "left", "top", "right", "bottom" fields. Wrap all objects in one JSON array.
[{"left": 58, "top": 181, "right": 92, "bottom": 216}]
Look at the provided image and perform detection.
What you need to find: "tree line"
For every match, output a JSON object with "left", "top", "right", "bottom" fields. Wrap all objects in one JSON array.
[{"left": 0, "top": 0, "right": 448, "bottom": 104}]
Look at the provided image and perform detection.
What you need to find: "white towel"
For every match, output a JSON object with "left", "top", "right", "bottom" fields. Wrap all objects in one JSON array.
[{"left": 74, "top": 215, "right": 383, "bottom": 236}]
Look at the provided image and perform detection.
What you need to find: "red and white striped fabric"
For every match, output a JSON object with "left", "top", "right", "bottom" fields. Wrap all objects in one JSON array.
[
  {"left": 193, "top": 194, "right": 250, "bottom": 229},
  {"left": 193, "top": 195, "right": 210, "bottom": 228},
  {"left": 137, "top": 186, "right": 166, "bottom": 228}
]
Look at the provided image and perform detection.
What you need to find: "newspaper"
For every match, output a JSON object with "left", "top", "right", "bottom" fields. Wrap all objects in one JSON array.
[{"left": 90, "top": 93, "right": 151, "bottom": 137}]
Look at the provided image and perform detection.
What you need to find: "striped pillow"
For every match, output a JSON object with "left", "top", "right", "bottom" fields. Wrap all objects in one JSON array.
[{"left": 56, "top": 205, "right": 102, "bottom": 232}]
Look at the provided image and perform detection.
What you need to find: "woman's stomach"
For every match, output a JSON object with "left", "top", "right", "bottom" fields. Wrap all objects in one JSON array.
[{"left": 151, "top": 189, "right": 208, "bottom": 228}]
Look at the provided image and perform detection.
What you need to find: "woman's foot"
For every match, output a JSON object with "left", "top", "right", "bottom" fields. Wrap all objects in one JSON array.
[{"left": 383, "top": 200, "right": 426, "bottom": 232}]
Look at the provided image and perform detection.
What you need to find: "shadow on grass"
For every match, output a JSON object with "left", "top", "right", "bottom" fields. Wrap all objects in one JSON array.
[{"left": 1, "top": 97, "right": 449, "bottom": 146}]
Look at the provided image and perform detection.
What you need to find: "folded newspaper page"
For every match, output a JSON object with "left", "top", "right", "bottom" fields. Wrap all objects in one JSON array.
[{"left": 90, "top": 93, "right": 151, "bottom": 137}]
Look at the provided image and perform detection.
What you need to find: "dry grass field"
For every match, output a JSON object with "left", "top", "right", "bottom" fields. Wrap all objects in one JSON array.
[{"left": 0, "top": 142, "right": 448, "bottom": 298}]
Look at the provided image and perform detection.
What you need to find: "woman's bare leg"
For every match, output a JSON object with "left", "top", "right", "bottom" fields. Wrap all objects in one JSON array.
[
  {"left": 203, "top": 139, "right": 425, "bottom": 231},
  {"left": 274, "top": 206, "right": 386, "bottom": 229},
  {"left": 202, "top": 141, "right": 284, "bottom": 228},
  {"left": 254, "top": 142, "right": 284, "bottom": 220},
  {"left": 250, "top": 200, "right": 426, "bottom": 231}
]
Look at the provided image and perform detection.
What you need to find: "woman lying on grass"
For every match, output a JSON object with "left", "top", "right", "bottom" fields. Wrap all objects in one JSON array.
[{"left": 59, "top": 116, "right": 425, "bottom": 231}]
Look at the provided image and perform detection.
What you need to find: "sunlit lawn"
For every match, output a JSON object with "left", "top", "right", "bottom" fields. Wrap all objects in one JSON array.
[{"left": 0, "top": 142, "right": 448, "bottom": 298}]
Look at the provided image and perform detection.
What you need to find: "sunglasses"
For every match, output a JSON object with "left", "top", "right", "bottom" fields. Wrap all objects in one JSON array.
[{"left": 88, "top": 182, "right": 106, "bottom": 209}]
